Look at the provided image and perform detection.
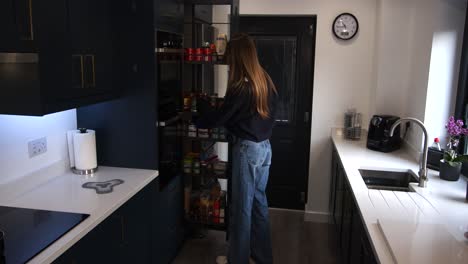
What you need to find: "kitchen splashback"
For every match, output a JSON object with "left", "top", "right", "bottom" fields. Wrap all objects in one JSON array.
[{"left": 0, "top": 109, "right": 76, "bottom": 184}]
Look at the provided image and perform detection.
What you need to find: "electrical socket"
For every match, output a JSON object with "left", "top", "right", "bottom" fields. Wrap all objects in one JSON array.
[{"left": 28, "top": 137, "right": 47, "bottom": 158}]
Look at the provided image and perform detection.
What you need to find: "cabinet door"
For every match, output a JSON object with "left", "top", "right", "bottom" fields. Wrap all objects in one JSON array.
[
  {"left": 333, "top": 164, "right": 344, "bottom": 234},
  {"left": 329, "top": 149, "right": 338, "bottom": 223},
  {"left": 120, "top": 183, "right": 152, "bottom": 263},
  {"left": 162, "top": 174, "right": 184, "bottom": 260},
  {"left": 360, "top": 231, "right": 378, "bottom": 264},
  {"left": 63, "top": 0, "right": 115, "bottom": 98},
  {"left": 341, "top": 180, "right": 353, "bottom": 263},
  {"left": 151, "top": 178, "right": 168, "bottom": 264},
  {"left": 0, "top": 0, "right": 36, "bottom": 51},
  {"left": 349, "top": 203, "right": 363, "bottom": 264},
  {"left": 151, "top": 176, "right": 185, "bottom": 264},
  {"left": 53, "top": 213, "right": 123, "bottom": 264}
]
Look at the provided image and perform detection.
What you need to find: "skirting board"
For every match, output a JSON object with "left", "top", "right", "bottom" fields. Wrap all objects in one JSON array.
[
  {"left": 304, "top": 210, "right": 330, "bottom": 223},
  {"left": 267, "top": 208, "right": 330, "bottom": 223}
]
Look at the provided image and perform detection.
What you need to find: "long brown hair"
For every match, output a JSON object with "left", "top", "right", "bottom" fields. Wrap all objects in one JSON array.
[{"left": 225, "top": 33, "right": 277, "bottom": 119}]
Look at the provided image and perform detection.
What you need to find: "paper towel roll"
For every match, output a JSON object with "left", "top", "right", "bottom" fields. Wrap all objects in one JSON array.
[
  {"left": 73, "top": 129, "right": 97, "bottom": 171},
  {"left": 67, "top": 130, "right": 79, "bottom": 168}
]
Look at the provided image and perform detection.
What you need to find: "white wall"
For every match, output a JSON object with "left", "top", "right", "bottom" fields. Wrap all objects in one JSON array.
[
  {"left": 0, "top": 110, "right": 76, "bottom": 184},
  {"left": 241, "top": 0, "right": 378, "bottom": 215},
  {"left": 241, "top": 0, "right": 467, "bottom": 216},
  {"left": 374, "top": 0, "right": 465, "bottom": 155},
  {"left": 373, "top": 0, "right": 413, "bottom": 118}
]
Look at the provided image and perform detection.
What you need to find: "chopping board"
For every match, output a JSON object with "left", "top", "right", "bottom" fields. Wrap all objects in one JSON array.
[{"left": 377, "top": 219, "right": 468, "bottom": 264}]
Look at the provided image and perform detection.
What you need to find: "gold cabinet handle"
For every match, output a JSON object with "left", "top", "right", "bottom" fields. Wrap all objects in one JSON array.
[
  {"left": 28, "top": 0, "right": 34, "bottom": 40},
  {"left": 79, "top": 55, "right": 84, "bottom": 88},
  {"left": 90, "top": 55, "right": 95, "bottom": 88},
  {"left": 84, "top": 54, "right": 96, "bottom": 88},
  {"left": 16, "top": 0, "right": 34, "bottom": 40}
]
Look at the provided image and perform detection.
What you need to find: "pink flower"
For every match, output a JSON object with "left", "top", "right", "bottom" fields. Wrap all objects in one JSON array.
[{"left": 446, "top": 116, "right": 468, "bottom": 137}]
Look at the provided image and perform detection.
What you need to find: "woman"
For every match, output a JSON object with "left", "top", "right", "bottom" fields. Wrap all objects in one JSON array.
[{"left": 196, "top": 33, "right": 277, "bottom": 264}]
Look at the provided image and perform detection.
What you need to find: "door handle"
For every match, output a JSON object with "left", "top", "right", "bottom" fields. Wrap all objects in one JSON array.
[{"left": 304, "top": 112, "right": 310, "bottom": 123}]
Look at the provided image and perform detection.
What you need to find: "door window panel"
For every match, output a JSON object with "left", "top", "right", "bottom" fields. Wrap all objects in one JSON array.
[{"left": 253, "top": 36, "right": 297, "bottom": 124}]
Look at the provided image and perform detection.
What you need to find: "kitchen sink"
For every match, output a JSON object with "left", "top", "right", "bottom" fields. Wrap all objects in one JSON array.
[{"left": 359, "top": 169, "right": 419, "bottom": 192}]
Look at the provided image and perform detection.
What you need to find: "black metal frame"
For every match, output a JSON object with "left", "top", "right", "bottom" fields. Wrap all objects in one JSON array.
[
  {"left": 453, "top": 10, "right": 468, "bottom": 174},
  {"left": 183, "top": 0, "right": 238, "bottom": 235}
]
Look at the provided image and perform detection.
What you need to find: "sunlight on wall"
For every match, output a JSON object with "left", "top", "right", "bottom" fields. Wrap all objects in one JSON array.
[{"left": 425, "top": 31, "right": 460, "bottom": 146}]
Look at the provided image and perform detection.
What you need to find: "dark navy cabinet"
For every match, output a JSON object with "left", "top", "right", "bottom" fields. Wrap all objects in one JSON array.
[
  {"left": 65, "top": 0, "right": 116, "bottom": 99},
  {"left": 330, "top": 146, "right": 377, "bottom": 264},
  {"left": 0, "top": 0, "right": 38, "bottom": 52},
  {"left": 54, "top": 177, "right": 184, "bottom": 264},
  {"left": 151, "top": 175, "right": 185, "bottom": 264},
  {"left": 0, "top": 0, "right": 120, "bottom": 116}
]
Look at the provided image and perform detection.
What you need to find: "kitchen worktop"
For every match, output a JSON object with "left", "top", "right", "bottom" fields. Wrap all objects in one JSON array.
[
  {"left": 331, "top": 129, "right": 468, "bottom": 263},
  {"left": 0, "top": 160, "right": 158, "bottom": 264}
]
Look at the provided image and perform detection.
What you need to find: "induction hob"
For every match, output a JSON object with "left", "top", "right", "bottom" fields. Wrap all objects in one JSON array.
[{"left": 0, "top": 206, "right": 89, "bottom": 264}]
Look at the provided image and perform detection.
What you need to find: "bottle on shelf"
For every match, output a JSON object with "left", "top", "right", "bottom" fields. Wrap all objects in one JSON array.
[
  {"left": 431, "top": 138, "right": 442, "bottom": 151},
  {"left": 190, "top": 93, "right": 197, "bottom": 113},
  {"left": 193, "top": 157, "right": 201, "bottom": 175},
  {"left": 210, "top": 43, "right": 217, "bottom": 62},
  {"left": 211, "top": 127, "right": 219, "bottom": 139},
  {"left": 199, "top": 192, "right": 210, "bottom": 223},
  {"left": 183, "top": 156, "right": 193, "bottom": 175},
  {"left": 210, "top": 94, "right": 218, "bottom": 108},
  {"left": 213, "top": 198, "right": 220, "bottom": 224},
  {"left": 188, "top": 122, "right": 197, "bottom": 137},
  {"left": 198, "top": 128, "right": 209, "bottom": 138},
  {"left": 202, "top": 42, "right": 212, "bottom": 62},
  {"left": 219, "top": 192, "right": 226, "bottom": 224},
  {"left": 195, "top": 47, "right": 203, "bottom": 62},
  {"left": 183, "top": 93, "right": 192, "bottom": 111},
  {"left": 185, "top": 48, "right": 195, "bottom": 61}
]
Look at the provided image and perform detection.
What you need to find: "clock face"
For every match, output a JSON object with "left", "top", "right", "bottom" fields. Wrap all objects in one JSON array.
[{"left": 333, "top": 13, "right": 359, "bottom": 40}]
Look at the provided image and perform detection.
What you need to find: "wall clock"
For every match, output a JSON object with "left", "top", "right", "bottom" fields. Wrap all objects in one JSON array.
[{"left": 333, "top": 13, "right": 359, "bottom": 40}]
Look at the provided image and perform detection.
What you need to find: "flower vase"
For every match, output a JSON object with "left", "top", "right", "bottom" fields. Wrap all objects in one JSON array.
[{"left": 439, "top": 160, "right": 461, "bottom": 181}]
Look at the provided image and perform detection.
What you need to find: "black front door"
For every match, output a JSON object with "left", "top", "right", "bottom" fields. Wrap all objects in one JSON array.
[{"left": 240, "top": 16, "right": 316, "bottom": 210}]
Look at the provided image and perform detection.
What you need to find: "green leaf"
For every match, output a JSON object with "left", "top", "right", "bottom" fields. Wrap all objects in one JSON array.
[
  {"left": 443, "top": 152, "right": 454, "bottom": 162},
  {"left": 453, "top": 155, "right": 468, "bottom": 163},
  {"left": 447, "top": 161, "right": 462, "bottom": 167}
]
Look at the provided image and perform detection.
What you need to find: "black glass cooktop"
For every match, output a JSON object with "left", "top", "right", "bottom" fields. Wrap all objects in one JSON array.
[{"left": 0, "top": 206, "right": 89, "bottom": 264}]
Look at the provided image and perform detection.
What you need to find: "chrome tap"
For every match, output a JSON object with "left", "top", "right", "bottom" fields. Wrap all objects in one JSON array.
[{"left": 389, "top": 117, "right": 429, "bottom": 188}]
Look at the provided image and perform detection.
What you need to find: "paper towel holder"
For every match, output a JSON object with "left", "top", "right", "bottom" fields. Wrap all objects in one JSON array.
[
  {"left": 71, "top": 128, "right": 98, "bottom": 175},
  {"left": 72, "top": 167, "right": 98, "bottom": 175}
]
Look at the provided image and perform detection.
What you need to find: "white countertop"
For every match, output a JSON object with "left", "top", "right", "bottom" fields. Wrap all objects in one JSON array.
[
  {"left": 331, "top": 129, "right": 468, "bottom": 263},
  {"left": 0, "top": 160, "right": 158, "bottom": 264}
]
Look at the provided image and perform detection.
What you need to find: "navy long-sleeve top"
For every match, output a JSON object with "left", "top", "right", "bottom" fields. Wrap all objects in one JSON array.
[{"left": 196, "top": 85, "right": 278, "bottom": 142}]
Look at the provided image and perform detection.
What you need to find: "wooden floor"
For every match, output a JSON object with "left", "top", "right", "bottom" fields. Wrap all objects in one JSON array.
[{"left": 173, "top": 209, "right": 341, "bottom": 264}]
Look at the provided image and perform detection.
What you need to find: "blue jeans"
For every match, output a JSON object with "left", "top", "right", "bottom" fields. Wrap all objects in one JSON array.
[{"left": 228, "top": 139, "right": 273, "bottom": 264}]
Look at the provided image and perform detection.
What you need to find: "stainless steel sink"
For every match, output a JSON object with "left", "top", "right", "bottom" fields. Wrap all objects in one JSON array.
[{"left": 359, "top": 169, "right": 419, "bottom": 192}]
